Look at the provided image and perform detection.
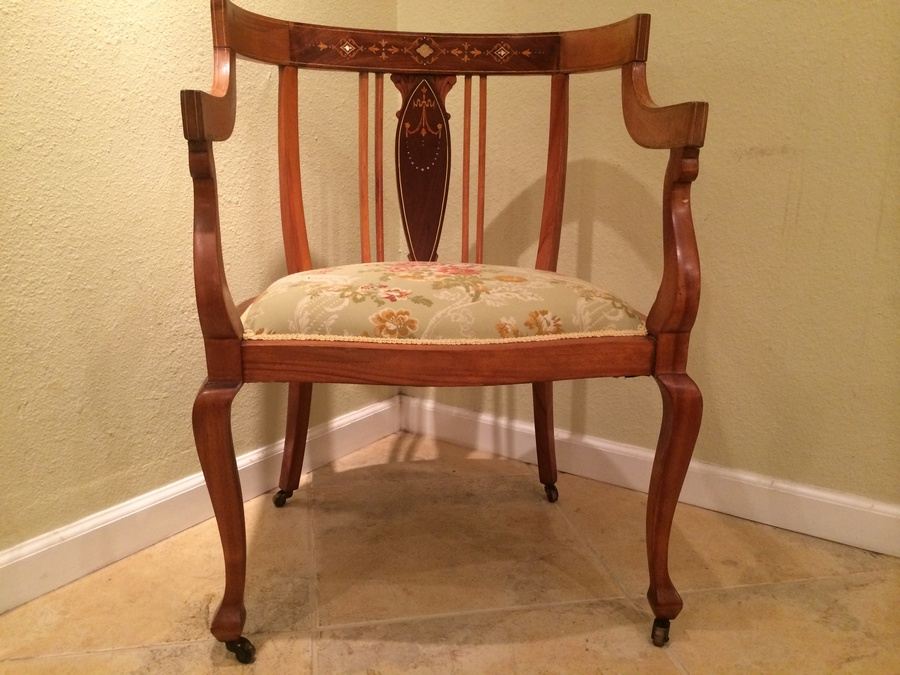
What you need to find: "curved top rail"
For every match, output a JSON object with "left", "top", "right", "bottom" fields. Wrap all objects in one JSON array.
[{"left": 210, "top": 0, "right": 649, "bottom": 74}]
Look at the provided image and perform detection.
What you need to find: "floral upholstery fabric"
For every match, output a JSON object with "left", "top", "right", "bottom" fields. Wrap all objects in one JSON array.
[{"left": 241, "top": 262, "right": 646, "bottom": 344}]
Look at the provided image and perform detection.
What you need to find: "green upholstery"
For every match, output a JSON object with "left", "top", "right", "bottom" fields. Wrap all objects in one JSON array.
[{"left": 241, "top": 262, "right": 646, "bottom": 344}]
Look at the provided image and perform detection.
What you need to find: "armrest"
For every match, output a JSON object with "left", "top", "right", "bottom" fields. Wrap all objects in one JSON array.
[
  {"left": 621, "top": 62, "right": 707, "bottom": 149},
  {"left": 619, "top": 61, "right": 707, "bottom": 370},
  {"left": 189, "top": 140, "right": 243, "bottom": 344},
  {"left": 181, "top": 48, "right": 236, "bottom": 142},
  {"left": 183, "top": 46, "right": 242, "bottom": 350}
]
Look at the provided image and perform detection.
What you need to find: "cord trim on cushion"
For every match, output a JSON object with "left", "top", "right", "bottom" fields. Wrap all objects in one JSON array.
[{"left": 242, "top": 326, "right": 646, "bottom": 343}]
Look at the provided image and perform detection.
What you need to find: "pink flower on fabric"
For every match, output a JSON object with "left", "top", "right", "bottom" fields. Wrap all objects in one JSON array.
[{"left": 378, "top": 287, "right": 412, "bottom": 302}]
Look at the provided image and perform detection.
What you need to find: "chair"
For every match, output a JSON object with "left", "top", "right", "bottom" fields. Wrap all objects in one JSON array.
[{"left": 183, "top": 0, "right": 708, "bottom": 664}]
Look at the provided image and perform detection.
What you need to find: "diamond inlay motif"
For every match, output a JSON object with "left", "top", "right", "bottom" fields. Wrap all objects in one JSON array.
[
  {"left": 338, "top": 38, "right": 360, "bottom": 58},
  {"left": 490, "top": 42, "right": 513, "bottom": 63},
  {"left": 407, "top": 36, "right": 444, "bottom": 65}
]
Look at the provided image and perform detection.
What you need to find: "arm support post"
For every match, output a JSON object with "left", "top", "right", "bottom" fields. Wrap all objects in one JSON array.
[
  {"left": 182, "top": 47, "right": 242, "bottom": 379},
  {"left": 620, "top": 62, "right": 707, "bottom": 372},
  {"left": 648, "top": 148, "right": 701, "bottom": 373}
]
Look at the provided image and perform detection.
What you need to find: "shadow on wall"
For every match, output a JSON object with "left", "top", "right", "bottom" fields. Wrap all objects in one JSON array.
[{"left": 409, "top": 156, "right": 667, "bottom": 441}]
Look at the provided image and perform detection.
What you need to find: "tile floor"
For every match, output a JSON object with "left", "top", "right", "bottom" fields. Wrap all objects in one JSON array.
[{"left": 0, "top": 433, "right": 897, "bottom": 673}]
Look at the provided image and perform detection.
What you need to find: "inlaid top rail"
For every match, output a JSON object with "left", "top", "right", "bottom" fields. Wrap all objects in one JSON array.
[{"left": 213, "top": 0, "right": 649, "bottom": 74}]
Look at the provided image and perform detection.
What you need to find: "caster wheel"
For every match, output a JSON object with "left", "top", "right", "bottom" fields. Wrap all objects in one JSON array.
[
  {"left": 650, "top": 618, "right": 670, "bottom": 647},
  {"left": 544, "top": 483, "right": 559, "bottom": 503},
  {"left": 225, "top": 636, "right": 256, "bottom": 664},
  {"left": 272, "top": 489, "right": 293, "bottom": 508}
]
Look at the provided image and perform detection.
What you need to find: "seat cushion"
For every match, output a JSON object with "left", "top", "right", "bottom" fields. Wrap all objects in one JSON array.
[{"left": 241, "top": 262, "right": 646, "bottom": 344}]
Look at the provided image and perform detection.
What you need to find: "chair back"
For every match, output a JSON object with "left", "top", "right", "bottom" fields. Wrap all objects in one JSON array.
[{"left": 198, "top": 0, "right": 652, "bottom": 272}]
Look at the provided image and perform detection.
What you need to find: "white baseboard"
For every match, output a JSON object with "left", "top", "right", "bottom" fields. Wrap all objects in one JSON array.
[
  {"left": 0, "top": 396, "right": 400, "bottom": 614},
  {"left": 3, "top": 392, "right": 895, "bottom": 614},
  {"left": 399, "top": 396, "right": 900, "bottom": 558}
]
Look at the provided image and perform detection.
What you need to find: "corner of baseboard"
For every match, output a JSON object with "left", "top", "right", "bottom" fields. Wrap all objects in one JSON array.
[
  {"left": 398, "top": 394, "right": 900, "bottom": 557},
  {"left": 0, "top": 395, "right": 402, "bottom": 614},
  {"left": 4, "top": 392, "right": 895, "bottom": 614}
]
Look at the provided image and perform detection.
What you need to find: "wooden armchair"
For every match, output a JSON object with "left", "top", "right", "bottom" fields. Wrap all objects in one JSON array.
[{"left": 183, "top": 0, "right": 707, "bottom": 664}]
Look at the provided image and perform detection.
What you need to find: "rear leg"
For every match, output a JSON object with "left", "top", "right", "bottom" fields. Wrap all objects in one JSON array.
[
  {"left": 532, "top": 381, "right": 558, "bottom": 502},
  {"left": 273, "top": 382, "right": 313, "bottom": 507}
]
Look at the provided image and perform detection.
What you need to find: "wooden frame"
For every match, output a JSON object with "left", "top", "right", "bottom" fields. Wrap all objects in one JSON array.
[{"left": 182, "top": 0, "right": 708, "bottom": 663}]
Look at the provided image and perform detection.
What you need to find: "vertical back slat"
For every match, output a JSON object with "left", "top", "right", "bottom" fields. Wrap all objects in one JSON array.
[
  {"left": 476, "top": 76, "right": 487, "bottom": 264},
  {"left": 277, "top": 65, "right": 312, "bottom": 273},
  {"left": 461, "top": 76, "right": 472, "bottom": 263},
  {"left": 392, "top": 74, "right": 457, "bottom": 262},
  {"left": 358, "top": 73, "right": 371, "bottom": 263},
  {"left": 535, "top": 74, "right": 570, "bottom": 272},
  {"left": 374, "top": 73, "right": 385, "bottom": 262}
]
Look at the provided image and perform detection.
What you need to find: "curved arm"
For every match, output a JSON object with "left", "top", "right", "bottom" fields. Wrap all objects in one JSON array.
[
  {"left": 181, "top": 45, "right": 242, "bottom": 364},
  {"left": 646, "top": 147, "right": 701, "bottom": 370},
  {"left": 620, "top": 62, "right": 706, "bottom": 371},
  {"left": 181, "top": 48, "right": 236, "bottom": 142},
  {"left": 189, "top": 140, "right": 242, "bottom": 344},
  {"left": 621, "top": 62, "right": 707, "bottom": 149}
]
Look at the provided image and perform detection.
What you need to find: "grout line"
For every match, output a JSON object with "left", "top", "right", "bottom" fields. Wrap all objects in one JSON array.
[
  {"left": 666, "top": 649, "right": 691, "bottom": 674},
  {"left": 307, "top": 480, "right": 321, "bottom": 675},
  {"left": 0, "top": 628, "right": 330, "bottom": 666},
  {"left": 553, "top": 486, "right": 692, "bottom": 674},
  {"left": 315, "top": 595, "right": 627, "bottom": 634},
  {"left": 553, "top": 493, "right": 647, "bottom": 618},
  {"left": 0, "top": 638, "right": 211, "bottom": 664},
  {"left": 673, "top": 566, "right": 896, "bottom": 598},
  {"left": 645, "top": 567, "right": 900, "bottom": 675}
]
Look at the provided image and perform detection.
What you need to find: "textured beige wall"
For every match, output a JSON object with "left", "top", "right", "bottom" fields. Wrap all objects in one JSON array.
[
  {"left": 397, "top": 0, "right": 900, "bottom": 502},
  {"left": 0, "top": 0, "right": 398, "bottom": 550},
  {"left": 2, "top": 0, "right": 898, "bottom": 554}
]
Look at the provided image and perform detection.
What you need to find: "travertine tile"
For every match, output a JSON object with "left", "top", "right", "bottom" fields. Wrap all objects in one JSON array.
[
  {"left": 556, "top": 472, "right": 895, "bottom": 596},
  {"left": 313, "top": 472, "right": 620, "bottom": 626},
  {"left": 2, "top": 433, "right": 896, "bottom": 673},
  {"left": 0, "top": 491, "right": 314, "bottom": 660},
  {"left": 0, "top": 632, "right": 312, "bottom": 675},
  {"left": 667, "top": 570, "right": 900, "bottom": 673},
  {"left": 317, "top": 599, "right": 678, "bottom": 674}
]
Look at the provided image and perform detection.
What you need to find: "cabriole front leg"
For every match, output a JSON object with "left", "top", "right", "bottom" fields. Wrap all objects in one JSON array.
[
  {"left": 192, "top": 380, "right": 255, "bottom": 663},
  {"left": 646, "top": 373, "right": 702, "bottom": 646}
]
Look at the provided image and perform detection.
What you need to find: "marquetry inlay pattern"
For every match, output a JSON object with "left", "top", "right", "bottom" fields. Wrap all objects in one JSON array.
[
  {"left": 292, "top": 27, "right": 557, "bottom": 73},
  {"left": 392, "top": 75, "right": 456, "bottom": 261}
]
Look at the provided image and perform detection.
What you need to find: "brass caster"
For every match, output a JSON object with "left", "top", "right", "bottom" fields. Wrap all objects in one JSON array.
[
  {"left": 272, "top": 489, "right": 293, "bottom": 508},
  {"left": 544, "top": 483, "right": 559, "bottom": 503},
  {"left": 225, "top": 636, "right": 256, "bottom": 664},
  {"left": 650, "top": 618, "right": 670, "bottom": 647}
]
